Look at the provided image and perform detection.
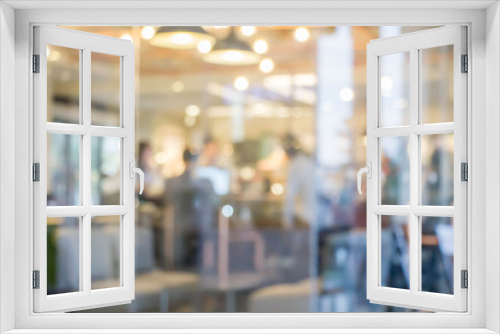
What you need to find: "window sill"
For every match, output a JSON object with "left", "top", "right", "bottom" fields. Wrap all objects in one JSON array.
[{"left": 4, "top": 329, "right": 496, "bottom": 334}]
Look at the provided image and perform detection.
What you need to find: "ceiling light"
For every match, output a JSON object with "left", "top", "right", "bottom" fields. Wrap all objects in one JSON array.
[
  {"left": 381, "top": 76, "right": 393, "bottom": 91},
  {"left": 171, "top": 81, "right": 184, "bottom": 93},
  {"left": 271, "top": 183, "right": 284, "bottom": 195},
  {"left": 234, "top": 76, "right": 249, "bottom": 91},
  {"left": 141, "top": 26, "right": 156, "bottom": 40},
  {"left": 294, "top": 27, "right": 310, "bottom": 42},
  {"left": 155, "top": 152, "right": 167, "bottom": 164},
  {"left": 253, "top": 39, "right": 268, "bottom": 54},
  {"left": 197, "top": 40, "right": 213, "bottom": 54},
  {"left": 150, "top": 26, "right": 216, "bottom": 50},
  {"left": 185, "top": 105, "right": 201, "bottom": 117},
  {"left": 203, "top": 28, "right": 261, "bottom": 66},
  {"left": 184, "top": 116, "right": 196, "bottom": 127},
  {"left": 339, "top": 87, "right": 355, "bottom": 101},
  {"left": 259, "top": 58, "right": 274, "bottom": 73},
  {"left": 241, "top": 26, "right": 256, "bottom": 36},
  {"left": 121, "top": 33, "right": 133, "bottom": 41}
]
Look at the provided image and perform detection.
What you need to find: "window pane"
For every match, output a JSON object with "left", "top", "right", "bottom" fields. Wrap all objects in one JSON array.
[
  {"left": 421, "top": 216, "right": 453, "bottom": 294},
  {"left": 91, "top": 52, "right": 121, "bottom": 127},
  {"left": 379, "top": 52, "right": 410, "bottom": 127},
  {"left": 380, "top": 215, "right": 409, "bottom": 290},
  {"left": 91, "top": 215, "right": 121, "bottom": 290},
  {"left": 421, "top": 134, "right": 454, "bottom": 206},
  {"left": 421, "top": 45, "right": 454, "bottom": 124},
  {"left": 47, "top": 45, "right": 80, "bottom": 124},
  {"left": 47, "top": 217, "right": 80, "bottom": 295},
  {"left": 91, "top": 137, "right": 121, "bottom": 205},
  {"left": 380, "top": 136, "right": 410, "bottom": 205},
  {"left": 47, "top": 133, "right": 80, "bottom": 206}
]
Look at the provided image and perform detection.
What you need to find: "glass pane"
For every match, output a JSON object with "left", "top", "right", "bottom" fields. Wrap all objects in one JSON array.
[
  {"left": 47, "top": 217, "right": 80, "bottom": 295},
  {"left": 47, "top": 133, "right": 80, "bottom": 206},
  {"left": 421, "top": 45, "right": 454, "bottom": 124},
  {"left": 91, "top": 52, "right": 121, "bottom": 127},
  {"left": 421, "top": 134, "right": 454, "bottom": 206},
  {"left": 380, "top": 215, "right": 409, "bottom": 290},
  {"left": 47, "top": 45, "right": 80, "bottom": 124},
  {"left": 71, "top": 25, "right": 438, "bottom": 314},
  {"left": 91, "top": 215, "right": 121, "bottom": 290},
  {"left": 380, "top": 136, "right": 410, "bottom": 205},
  {"left": 421, "top": 216, "right": 453, "bottom": 294},
  {"left": 91, "top": 136, "right": 121, "bottom": 205},
  {"left": 379, "top": 52, "right": 410, "bottom": 127}
]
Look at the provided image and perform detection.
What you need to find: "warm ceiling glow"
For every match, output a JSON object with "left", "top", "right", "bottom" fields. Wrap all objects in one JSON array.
[
  {"left": 197, "top": 40, "right": 213, "bottom": 54},
  {"left": 294, "top": 27, "right": 310, "bottom": 42},
  {"left": 339, "top": 87, "right": 355, "bottom": 102},
  {"left": 171, "top": 81, "right": 184, "bottom": 93},
  {"left": 184, "top": 116, "right": 196, "bottom": 127},
  {"left": 259, "top": 58, "right": 274, "bottom": 73},
  {"left": 141, "top": 26, "right": 156, "bottom": 40},
  {"left": 271, "top": 183, "right": 284, "bottom": 196},
  {"left": 171, "top": 32, "right": 194, "bottom": 45},
  {"left": 253, "top": 39, "right": 268, "bottom": 54},
  {"left": 150, "top": 27, "right": 216, "bottom": 50},
  {"left": 185, "top": 105, "right": 201, "bottom": 117},
  {"left": 121, "top": 33, "right": 133, "bottom": 41},
  {"left": 234, "top": 76, "right": 249, "bottom": 91},
  {"left": 155, "top": 152, "right": 167, "bottom": 164},
  {"left": 241, "top": 26, "right": 256, "bottom": 36},
  {"left": 204, "top": 49, "right": 260, "bottom": 65}
]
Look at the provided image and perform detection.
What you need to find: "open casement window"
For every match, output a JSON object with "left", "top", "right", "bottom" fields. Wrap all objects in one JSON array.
[
  {"left": 33, "top": 26, "right": 140, "bottom": 312},
  {"left": 364, "top": 26, "right": 467, "bottom": 312}
]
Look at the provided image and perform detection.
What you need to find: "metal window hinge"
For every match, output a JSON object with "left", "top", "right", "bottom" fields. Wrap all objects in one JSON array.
[
  {"left": 461, "top": 162, "right": 468, "bottom": 181},
  {"left": 461, "top": 270, "right": 468, "bottom": 289},
  {"left": 33, "top": 163, "right": 40, "bottom": 182},
  {"left": 33, "top": 54, "right": 40, "bottom": 73},
  {"left": 32, "top": 270, "right": 40, "bottom": 289},
  {"left": 461, "top": 54, "right": 468, "bottom": 73}
]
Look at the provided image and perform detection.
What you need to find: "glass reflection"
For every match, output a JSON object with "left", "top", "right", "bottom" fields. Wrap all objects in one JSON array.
[
  {"left": 91, "top": 136, "right": 121, "bottom": 206},
  {"left": 47, "top": 45, "right": 80, "bottom": 124},
  {"left": 47, "top": 217, "right": 80, "bottom": 295},
  {"left": 380, "top": 136, "right": 410, "bottom": 205},
  {"left": 379, "top": 52, "right": 410, "bottom": 127},
  {"left": 91, "top": 52, "right": 121, "bottom": 127},
  {"left": 421, "top": 45, "right": 454, "bottom": 124},
  {"left": 421, "top": 216, "right": 453, "bottom": 294},
  {"left": 47, "top": 133, "right": 80, "bottom": 206},
  {"left": 380, "top": 215, "right": 409, "bottom": 290},
  {"left": 92, "top": 216, "right": 121, "bottom": 290},
  {"left": 421, "top": 134, "right": 454, "bottom": 206}
]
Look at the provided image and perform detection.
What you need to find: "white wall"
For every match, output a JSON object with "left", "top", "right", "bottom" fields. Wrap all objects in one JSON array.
[
  {"left": 0, "top": 2, "right": 16, "bottom": 333},
  {"left": 486, "top": 2, "right": 500, "bottom": 333}
]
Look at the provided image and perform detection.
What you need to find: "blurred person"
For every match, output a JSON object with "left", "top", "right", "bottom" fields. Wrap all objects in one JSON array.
[
  {"left": 282, "top": 134, "right": 318, "bottom": 229},
  {"left": 164, "top": 149, "right": 219, "bottom": 269},
  {"left": 282, "top": 133, "right": 320, "bottom": 311}
]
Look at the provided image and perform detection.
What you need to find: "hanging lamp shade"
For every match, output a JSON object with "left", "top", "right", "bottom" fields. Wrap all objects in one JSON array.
[
  {"left": 203, "top": 28, "right": 261, "bottom": 65},
  {"left": 149, "top": 26, "right": 216, "bottom": 49}
]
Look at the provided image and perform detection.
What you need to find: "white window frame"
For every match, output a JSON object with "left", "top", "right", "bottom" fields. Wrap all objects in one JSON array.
[
  {"left": 366, "top": 26, "right": 467, "bottom": 312},
  {"left": 1, "top": 2, "right": 499, "bottom": 333},
  {"left": 33, "top": 26, "right": 136, "bottom": 313}
]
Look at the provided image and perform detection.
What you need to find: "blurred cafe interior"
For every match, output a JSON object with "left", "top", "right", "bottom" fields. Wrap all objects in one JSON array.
[{"left": 46, "top": 25, "right": 455, "bottom": 312}]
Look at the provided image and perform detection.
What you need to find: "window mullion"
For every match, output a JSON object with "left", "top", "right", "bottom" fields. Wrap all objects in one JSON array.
[
  {"left": 82, "top": 47, "right": 92, "bottom": 294},
  {"left": 409, "top": 47, "right": 419, "bottom": 295}
]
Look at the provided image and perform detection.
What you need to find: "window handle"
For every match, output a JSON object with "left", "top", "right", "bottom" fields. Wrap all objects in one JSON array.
[
  {"left": 357, "top": 162, "right": 372, "bottom": 195},
  {"left": 129, "top": 162, "right": 144, "bottom": 195}
]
